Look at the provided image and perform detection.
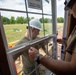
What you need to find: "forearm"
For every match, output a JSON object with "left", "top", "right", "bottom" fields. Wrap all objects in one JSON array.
[
  {"left": 39, "top": 56, "right": 75, "bottom": 75},
  {"left": 57, "top": 39, "right": 67, "bottom": 46},
  {"left": 28, "top": 47, "right": 76, "bottom": 75}
]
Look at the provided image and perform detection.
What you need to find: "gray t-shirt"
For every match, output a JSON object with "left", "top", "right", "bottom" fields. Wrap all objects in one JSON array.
[{"left": 14, "top": 37, "right": 43, "bottom": 74}]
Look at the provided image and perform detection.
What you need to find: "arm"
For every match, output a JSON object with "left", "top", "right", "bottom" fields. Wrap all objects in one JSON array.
[
  {"left": 28, "top": 47, "right": 76, "bottom": 75},
  {"left": 57, "top": 38, "right": 67, "bottom": 46},
  {"left": 40, "top": 54, "right": 76, "bottom": 75}
]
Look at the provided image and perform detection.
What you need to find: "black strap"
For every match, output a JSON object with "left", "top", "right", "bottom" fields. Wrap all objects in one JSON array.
[{"left": 34, "top": 54, "right": 41, "bottom": 64}]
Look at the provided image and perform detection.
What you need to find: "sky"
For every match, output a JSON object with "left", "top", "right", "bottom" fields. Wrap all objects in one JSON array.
[
  {"left": 0, "top": 0, "right": 65, "bottom": 18},
  {"left": 57, "top": 0, "right": 65, "bottom": 18}
]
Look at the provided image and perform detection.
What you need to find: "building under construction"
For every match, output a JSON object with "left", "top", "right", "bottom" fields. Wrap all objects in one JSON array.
[{"left": 0, "top": 0, "right": 76, "bottom": 75}]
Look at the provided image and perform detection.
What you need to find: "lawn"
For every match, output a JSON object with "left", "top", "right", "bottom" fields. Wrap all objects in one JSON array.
[{"left": 3, "top": 23, "right": 63, "bottom": 44}]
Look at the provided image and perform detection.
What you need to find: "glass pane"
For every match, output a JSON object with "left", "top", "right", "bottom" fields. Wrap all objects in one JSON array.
[
  {"left": 43, "top": 15, "right": 52, "bottom": 36},
  {"left": 1, "top": 11, "right": 27, "bottom": 49},
  {"left": 0, "top": 0, "right": 25, "bottom": 11},
  {"left": 28, "top": 7, "right": 42, "bottom": 13},
  {"left": 43, "top": 0, "right": 52, "bottom": 14}
]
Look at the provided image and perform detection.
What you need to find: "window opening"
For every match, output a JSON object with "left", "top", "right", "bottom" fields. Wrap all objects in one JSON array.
[{"left": 0, "top": 0, "right": 57, "bottom": 75}]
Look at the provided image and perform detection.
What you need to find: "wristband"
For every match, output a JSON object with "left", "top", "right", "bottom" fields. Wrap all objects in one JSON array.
[{"left": 34, "top": 54, "right": 41, "bottom": 64}]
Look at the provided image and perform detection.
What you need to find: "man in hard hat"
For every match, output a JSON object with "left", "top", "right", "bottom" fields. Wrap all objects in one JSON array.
[
  {"left": 14, "top": 19, "right": 46, "bottom": 75},
  {"left": 28, "top": 0, "right": 76, "bottom": 75}
]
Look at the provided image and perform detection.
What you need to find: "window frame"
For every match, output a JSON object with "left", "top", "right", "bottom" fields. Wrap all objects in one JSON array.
[{"left": 0, "top": 0, "right": 57, "bottom": 75}]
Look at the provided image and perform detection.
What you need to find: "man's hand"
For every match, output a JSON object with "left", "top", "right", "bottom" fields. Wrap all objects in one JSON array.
[
  {"left": 57, "top": 38, "right": 66, "bottom": 45},
  {"left": 28, "top": 47, "right": 39, "bottom": 61}
]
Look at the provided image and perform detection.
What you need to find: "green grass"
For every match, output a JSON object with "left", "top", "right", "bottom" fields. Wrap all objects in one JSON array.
[
  {"left": 4, "top": 24, "right": 26, "bottom": 43},
  {"left": 3, "top": 23, "right": 63, "bottom": 43},
  {"left": 57, "top": 23, "right": 64, "bottom": 29}
]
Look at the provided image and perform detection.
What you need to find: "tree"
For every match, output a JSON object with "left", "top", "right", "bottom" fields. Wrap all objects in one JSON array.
[
  {"left": 57, "top": 17, "right": 64, "bottom": 23},
  {"left": 30, "top": 17, "right": 34, "bottom": 20},
  {"left": 10, "top": 16, "right": 15, "bottom": 24},
  {"left": 39, "top": 18, "right": 43, "bottom": 23},
  {"left": 2, "top": 16, "right": 10, "bottom": 24},
  {"left": 16, "top": 16, "right": 25, "bottom": 24},
  {"left": 44, "top": 18, "right": 51, "bottom": 23}
]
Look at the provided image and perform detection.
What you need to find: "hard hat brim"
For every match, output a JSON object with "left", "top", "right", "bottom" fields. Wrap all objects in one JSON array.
[{"left": 30, "top": 24, "right": 42, "bottom": 31}]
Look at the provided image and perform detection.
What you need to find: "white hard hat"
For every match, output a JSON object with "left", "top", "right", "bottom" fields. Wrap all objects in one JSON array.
[{"left": 29, "top": 19, "right": 42, "bottom": 30}]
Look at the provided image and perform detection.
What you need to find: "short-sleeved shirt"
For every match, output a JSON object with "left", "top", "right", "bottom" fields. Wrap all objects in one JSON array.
[
  {"left": 14, "top": 37, "right": 45, "bottom": 74},
  {"left": 15, "top": 37, "right": 35, "bottom": 73}
]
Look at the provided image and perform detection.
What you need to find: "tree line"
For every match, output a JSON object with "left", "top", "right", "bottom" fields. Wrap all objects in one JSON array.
[{"left": 2, "top": 16, "right": 64, "bottom": 25}]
